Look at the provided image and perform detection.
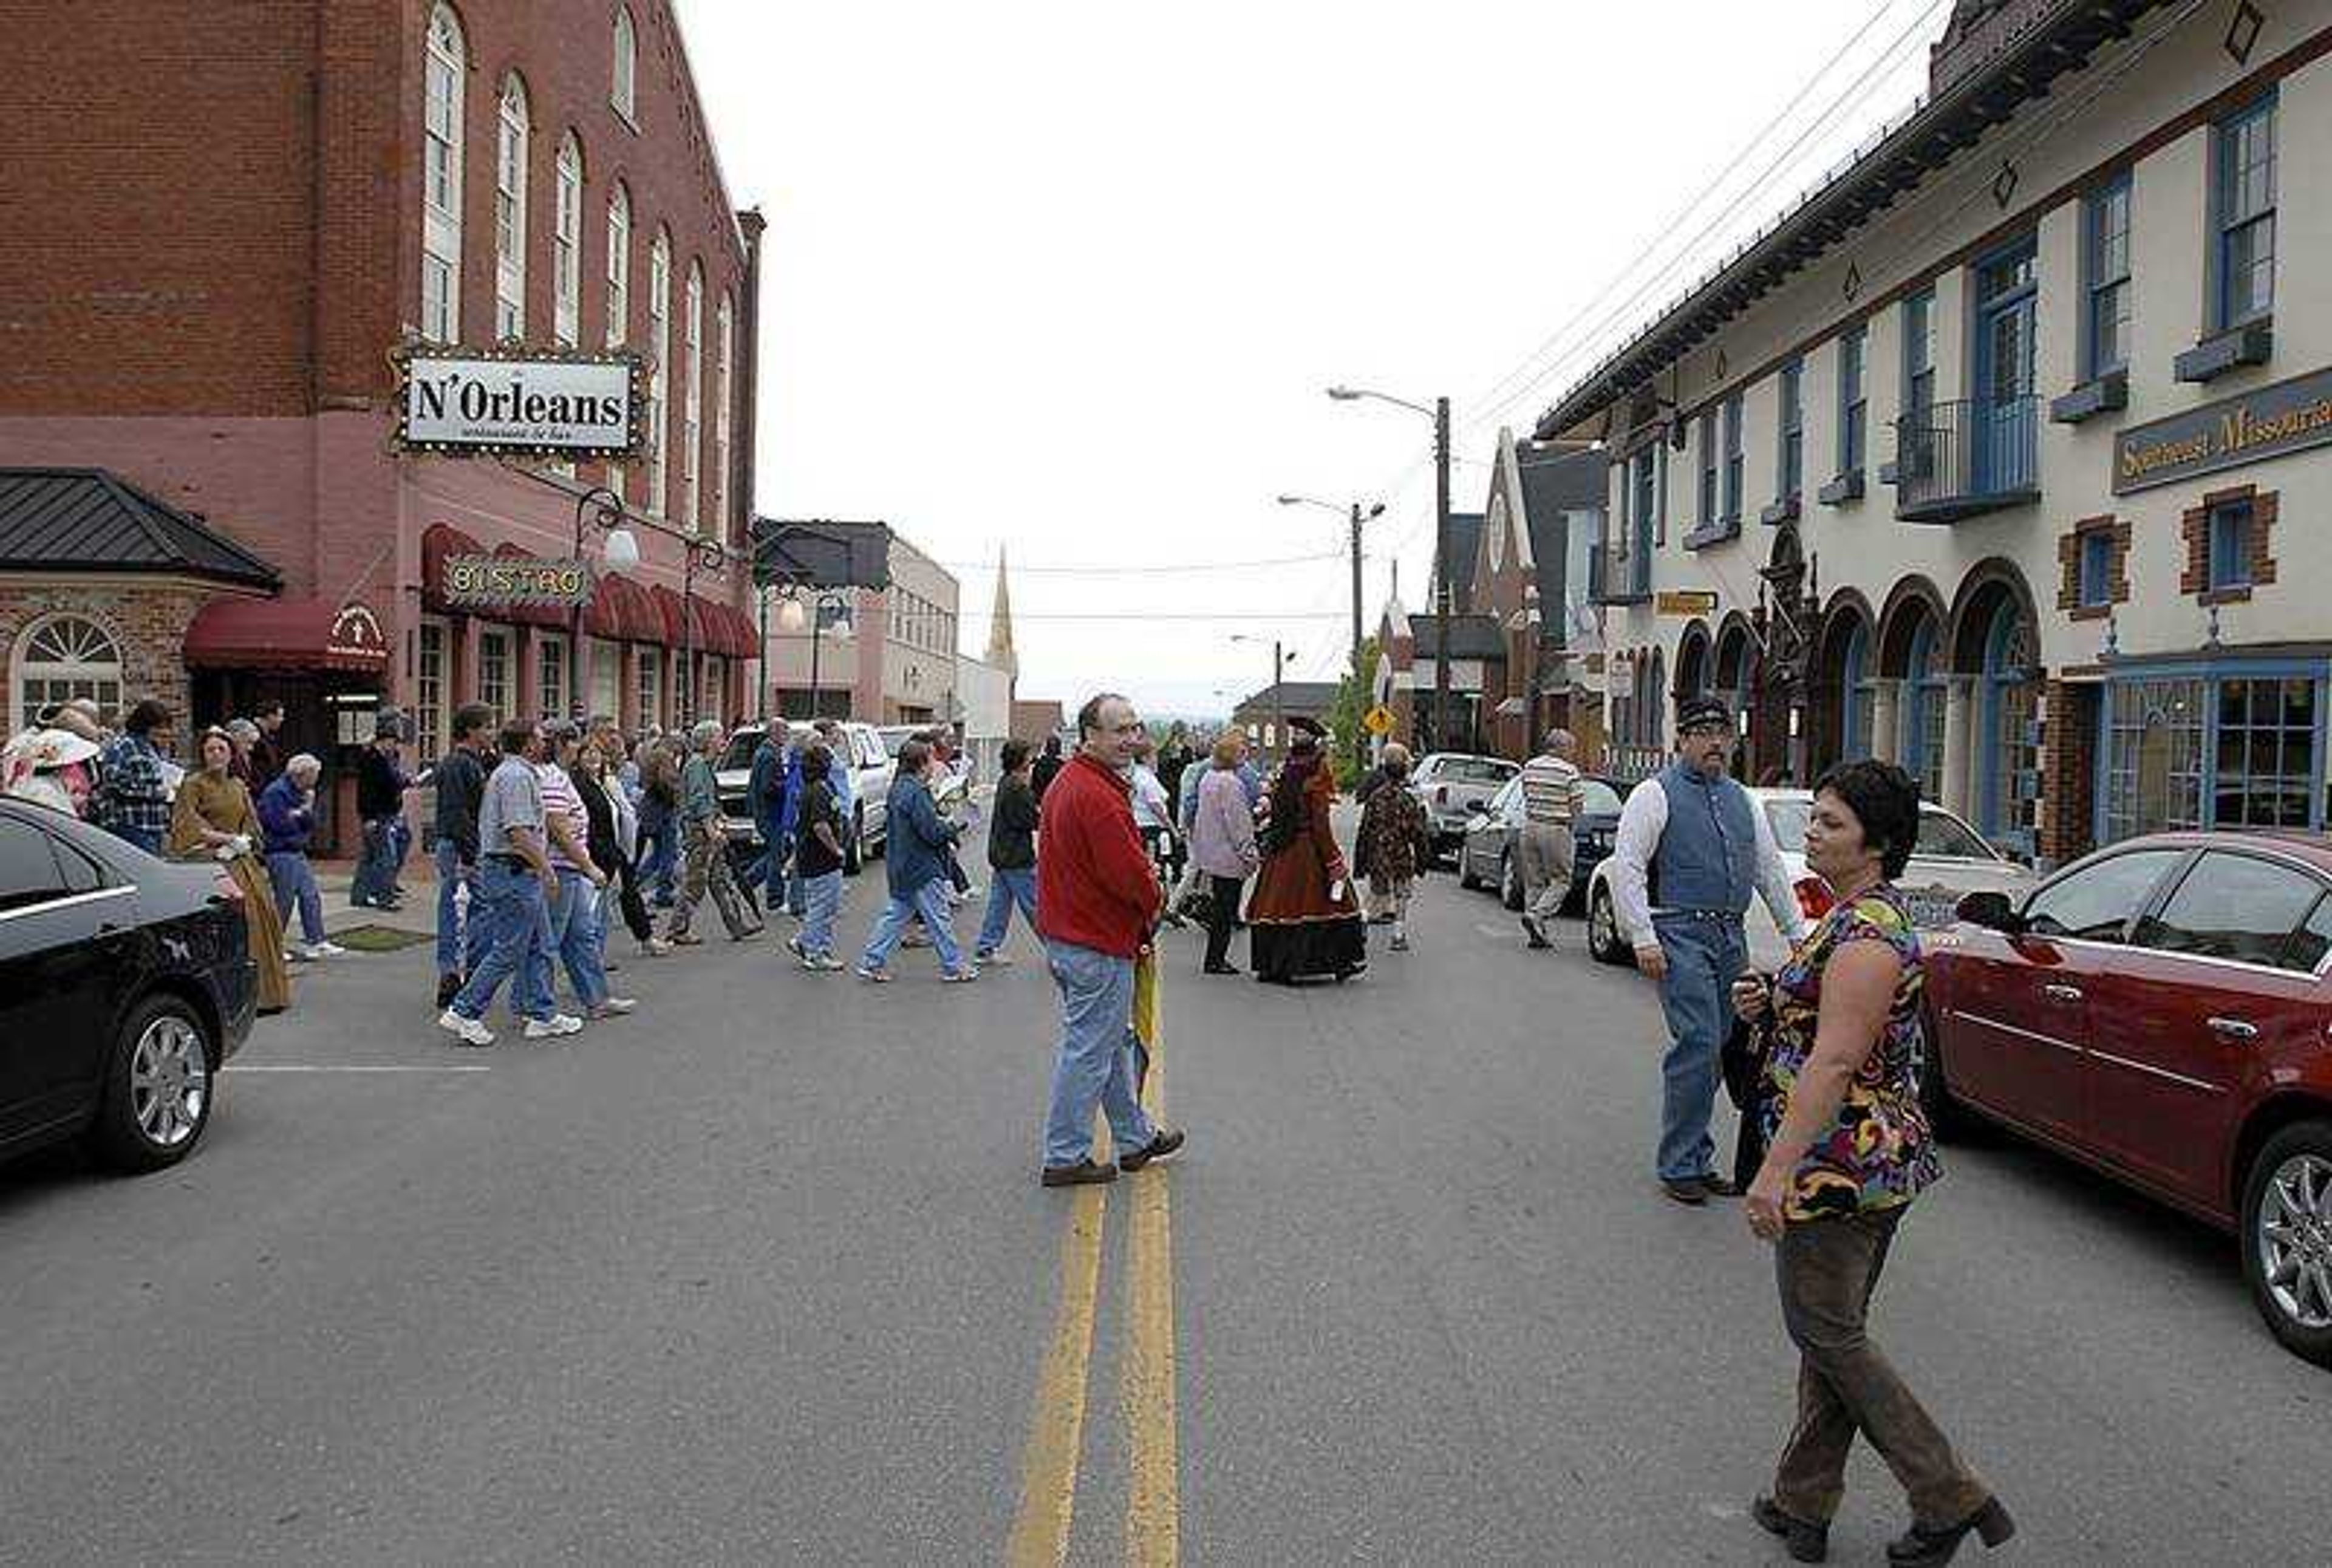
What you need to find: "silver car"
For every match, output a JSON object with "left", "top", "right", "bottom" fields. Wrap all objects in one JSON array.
[{"left": 1583, "top": 787, "right": 2036, "bottom": 970}]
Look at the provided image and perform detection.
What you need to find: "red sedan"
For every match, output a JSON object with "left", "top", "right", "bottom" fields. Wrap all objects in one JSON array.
[{"left": 1925, "top": 830, "right": 2332, "bottom": 1368}]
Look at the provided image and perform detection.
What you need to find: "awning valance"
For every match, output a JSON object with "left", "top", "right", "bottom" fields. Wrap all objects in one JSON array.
[
  {"left": 419, "top": 522, "right": 484, "bottom": 614},
  {"left": 184, "top": 598, "right": 390, "bottom": 673}
]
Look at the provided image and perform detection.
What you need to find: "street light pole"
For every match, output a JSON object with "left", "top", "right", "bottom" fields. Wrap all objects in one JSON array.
[
  {"left": 1433, "top": 394, "right": 1451, "bottom": 755},
  {"left": 1276, "top": 491, "right": 1383, "bottom": 774},
  {"left": 677, "top": 535, "right": 726, "bottom": 726},
  {"left": 569, "top": 485, "right": 640, "bottom": 723}
]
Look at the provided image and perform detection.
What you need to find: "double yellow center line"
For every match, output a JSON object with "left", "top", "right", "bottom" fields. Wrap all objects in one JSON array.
[{"left": 1007, "top": 1032, "right": 1179, "bottom": 1566}]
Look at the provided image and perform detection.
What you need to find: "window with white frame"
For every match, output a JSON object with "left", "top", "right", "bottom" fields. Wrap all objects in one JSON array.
[
  {"left": 714, "top": 290, "right": 734, "bottom": 534},
  {"left": 1721, "top": 394, "right": 1743, "bottom": 523},
  {"left": 590, "top": 642, "right": 621, "bottom": 719},
  {"left": 683, "top": 260, "right": 704, "bottom": 533},
  {"left": 420, "top": 5, "right": 465, "bottom": 343},
  {"left": 605, "top": 183, "right": 632, "bottom": 346},
  {"left": 415, "top": 618, "right": 448, "bottom": 760},
  {"left": 647, "top": 229, "right": 670, "bottom": 515},
  {"left": 2215, "top": 93, "right": 2276, "bottom": 330},
  {"left": 479, "top": 629, "right": 512, "bottom": 718},
  {"left": 537, "top": 633, "right": 568, "bottom": 719},
  {"left": 1837, "top": 327, "right": 1866, "bottom": 474},
  {"left": 2085, "top": 175, "right": 2132, "bottom": 377},
  {"left": 15, "top": 614, "right": 123, "bottom": 734},
  {"left": 636, "top": 648, "right": 660, "bottom": 731},
  {"left": 553, "top": 134, "right": 583, "bottom": 348},
  {"left": 1697, "top": 410, "right": 1718, "bottom": 528},
  {"left": 1776, "top": 358, "right": 1804, "bottom": 503},
  {"left": 494, "top": 75, "right": 529, "bottom": 340},
  {"left": 612, "top": 4, "right": 638, "bottom": 123}
]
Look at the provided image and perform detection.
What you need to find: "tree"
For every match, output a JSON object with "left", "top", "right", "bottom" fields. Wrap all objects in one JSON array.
[{"left": 1326, "top": 636, "right": 1382, "bottom": 789}]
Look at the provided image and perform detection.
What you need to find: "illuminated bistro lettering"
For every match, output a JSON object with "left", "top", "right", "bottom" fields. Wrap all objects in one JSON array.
[{"left": 2114, "top": 366, "right": 2332, "bottom": 494}]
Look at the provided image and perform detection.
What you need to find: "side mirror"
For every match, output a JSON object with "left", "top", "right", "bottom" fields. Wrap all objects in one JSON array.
[{"left": 1955, "top": 890, "right": 2024, "bottom": 934}]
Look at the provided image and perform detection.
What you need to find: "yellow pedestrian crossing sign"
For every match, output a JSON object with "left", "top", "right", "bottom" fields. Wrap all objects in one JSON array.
[{"left": 1362, "top": 704, "right": 1396, "bottom": 737}]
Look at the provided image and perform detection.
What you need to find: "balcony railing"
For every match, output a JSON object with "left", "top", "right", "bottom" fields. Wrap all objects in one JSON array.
[
  {"left": 1589, "top": 540, "right": 1651, "bottom": 605},
  {"left": 1892, "top": 395, "right": 2041, "bottom": 522}
]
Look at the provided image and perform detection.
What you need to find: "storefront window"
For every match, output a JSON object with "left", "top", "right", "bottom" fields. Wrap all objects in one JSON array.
[
  {"left": 636, "top": 649, "right": 660, "bottom": 732},
  {"left": 15, "top": 614, "right": 123, "bottom": 734},
  {"left": 590, "top": 643, "right": 622, "bottom": 720},
  {"left": 479, "top": 630, "right": 511, "bottom": 720},
  {"left": 1982, "top": 607, "right": 2037, "bottom": 852},
  {"left": 2215, "top": 677, "right": 2316, "bottom": 828},
  {"left": 537, "top": 635, "right": 568, "bottom": 720},
  {"left": 415, "top": 619, "right": 447, "bottom": 761},
  {"left": 2104, "top": 670, "right": 2325, "bottom": 842}
]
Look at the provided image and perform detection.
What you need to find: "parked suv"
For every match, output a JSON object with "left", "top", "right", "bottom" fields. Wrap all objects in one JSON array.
[
  {"left": 714, "top": 720, "right": 892, "bottom": 873},
  {"left": 1408, "top": 752, "right": 1521, "bottom": 861}
]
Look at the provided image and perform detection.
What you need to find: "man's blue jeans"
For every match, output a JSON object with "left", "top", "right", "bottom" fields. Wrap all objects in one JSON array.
[
  {"left": 352, "top": 817, "right": 407, "bottom": 905},
  {"left": 638, "top": 806, "right": 677, "bottom": 904},
  {"left": 1041, "top": 939, "right": 1157, "bottom": 1169},
  {"left": 451, "top": 858, "right": 554, "bottom": 1024},
  {"left": 861, "top": 878, "right": 965, "bottom": 975},
  {"left": 434, "top": 839, "right": 488, "bottom": 978},
  {"left": 975, "top": 867, "right": 1038, "bottom": 958},
  {"left": 1652, "top": 913, "right": 1749, "bottom": 1182},
  {"left": 533, "top": 868, "right": 610, "bottom": 1011},
  {"left": 800, "top": 870, "right": 844, "bottom": 958},
  {"left": 265, "top": 850, "right": 325, "bottom": 945},
  {"left": 744, "top": 816, "right": 788, "bottom": 906}
]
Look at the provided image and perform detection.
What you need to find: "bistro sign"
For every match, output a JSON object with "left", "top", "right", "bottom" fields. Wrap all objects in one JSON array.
[
  {"left": 440, "top": 553, "right": 593, "bottom": 610},
  {"left": 394, "top": 346, "right": 644, "bottom": 457},
  {"left": 2113, "top": 365, "right": 2332, "bottom": 494}
]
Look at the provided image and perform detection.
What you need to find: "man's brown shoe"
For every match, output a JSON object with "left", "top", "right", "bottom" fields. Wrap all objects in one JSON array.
[
  {"left": 1040, "top": 1158, "right": 1119, "bottom": 1188},
  {"left": 1699, "top": 1174, "right": 1741, "bottom": 1198},
  {"left": 1118, "top": 1129, "right": 1185, "bottom": 1173},
  {"left": 1661, "top": 1177, "right": 1710, "bottom": 1206}
]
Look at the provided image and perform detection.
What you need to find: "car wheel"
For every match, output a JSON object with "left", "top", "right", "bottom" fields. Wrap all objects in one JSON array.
[
  {"left": 2240, "top": 1121, "right": 2332, "bottom": 1369},
  {"left": 1587, "top": 886, "right": 1628, "bottom": 966},
  {"left": 90, "top": 994, "right": 215, "bottom": 1173},
  {"left": 1501, "top": 851, "right": 1524, "bottom": 912},
  {"left": 844, "top": 806, "right": 865, "bottom": 876}
]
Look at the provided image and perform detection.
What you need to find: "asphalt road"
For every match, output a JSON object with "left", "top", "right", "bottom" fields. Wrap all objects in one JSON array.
[{"left": 2, "top": 848, "right": 2322, "bottom": 1564}]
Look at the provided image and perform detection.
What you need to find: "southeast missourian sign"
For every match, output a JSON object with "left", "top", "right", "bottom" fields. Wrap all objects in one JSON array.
[
  {"left": 394, "top": 346, "right": 644, "bottom": 457},
  {"left": 2112, "top": 365, "right": 2332, "bottom": 494}
]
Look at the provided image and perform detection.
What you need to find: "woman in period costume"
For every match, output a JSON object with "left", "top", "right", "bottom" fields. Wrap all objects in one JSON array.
[
  {"left": 1246, "top": 716, "right": 1367, "bottom": 984},
  {"left": 3, "top": 726, "right": 101, "bottom": 816},
  {"left": 1353, "top": 742, "right": 1434, "bottom": 952},
  {"left": 169, "top": 727, "right": 293, "bottom": 1014}
]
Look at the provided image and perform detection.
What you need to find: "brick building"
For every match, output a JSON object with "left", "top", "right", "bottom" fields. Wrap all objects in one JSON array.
[{"left": 1, "top": 1, "right": 762, "bottom": 845}]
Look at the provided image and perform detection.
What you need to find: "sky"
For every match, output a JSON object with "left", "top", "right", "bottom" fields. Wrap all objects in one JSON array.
[{"left": 674, "top": 0, "right": 1943, "bottom": 720}]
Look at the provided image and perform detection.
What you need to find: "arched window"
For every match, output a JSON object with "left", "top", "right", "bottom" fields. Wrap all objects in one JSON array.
[
  {"left": 1981, "top": 599, "right": 2037, "bottom": 850},
  {"left": 603, "top": 183, "right": 632, "bottom": 503},
  {"left": 1839, "top": 618, "right": 1875, "bottom": 760},
  {"left": 1904, "top": 616, "right": 1947, "bottom": 804},
  {"left": 15, "top": 615, "right": 123, "bottom": 734},
  {"left": 714, "top": 289, "right": 734, "bottom": 533},
  {"left": 553, "top": 133, "right": 584, "bottom": 347},
  {"left": 611, "top": 4, "right": 638, "bottom": 122},
  {"left": 420, "top": 4, "right": 466, "bottom": 343},
  {"left": 494, "top": 74, "right": 530, "bottom": 339},
  {"left": 683, "top": 259, "right": 704, "bottom": 533},
  {"left": 646, "top": 228, "right": 672, "bottom": 515}
]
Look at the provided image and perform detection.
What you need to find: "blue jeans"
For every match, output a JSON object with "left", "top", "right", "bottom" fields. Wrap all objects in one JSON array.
[
  {"left": 1653, "top": 913, "right": 1748, "bottom": 1182},
  {"left": 861, "top": 878, "right": 965, "bottom": 974},
  {"left": 266, "top": 850, "right": 325, "bottom": 945},
  {"left": 638, "top": 805, "right": 678, "bottom": 903},
  {"left": 451, "top": 858, "right": 554, "bottom": 1024},
  {"left": 533, "top": 868, "right": 610, "bottom": 1011},
  {"left": 434, "top": 839, "right": 488, "bottom": 978},
  {"left": 786, "top": 867, "right": 806, "bottom": 918},
  {"left": 975, "top": 867, "right": 1038, "bottom": 958},
  {"left": 1041, "top": 939, "right": 1157, "bottom": 1168},
  {"left": 745, "top": 818, "right": 788, "bottom": 905},
  {"left": 352, "top": 817, "right": 404, "bottom": 905},
  {"left": 800, "top": 870, "right": 844, "bottom": 958}
]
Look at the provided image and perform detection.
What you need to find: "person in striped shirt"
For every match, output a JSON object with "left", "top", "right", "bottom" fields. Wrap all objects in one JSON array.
[{"left": 1515, "top": 728, "right": 1583, "bottom": 949}]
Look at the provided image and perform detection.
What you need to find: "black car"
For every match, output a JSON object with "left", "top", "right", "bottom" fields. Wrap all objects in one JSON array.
[{"left": 0, "top": 799, "right": 256, "bottom": 1171}]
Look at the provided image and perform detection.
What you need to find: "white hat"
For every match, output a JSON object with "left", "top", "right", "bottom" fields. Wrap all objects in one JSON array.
[{"left": 22, "top": 728, "right": 100, "bottom": 770}]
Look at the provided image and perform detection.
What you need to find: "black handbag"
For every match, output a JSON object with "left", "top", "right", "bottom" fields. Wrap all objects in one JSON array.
[{"left": 1722, "top": 1011, "right": 1770, "bottom": 1193}]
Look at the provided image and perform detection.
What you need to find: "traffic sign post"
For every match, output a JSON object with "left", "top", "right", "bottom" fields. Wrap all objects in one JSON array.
[{"left": 1362, "top": 703, "right": 1396, "bottom": 737}]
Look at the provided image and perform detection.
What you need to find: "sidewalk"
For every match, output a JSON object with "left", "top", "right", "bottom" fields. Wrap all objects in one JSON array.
[{"left": 308, "top": 856, "right": 441, "bottom": 941}]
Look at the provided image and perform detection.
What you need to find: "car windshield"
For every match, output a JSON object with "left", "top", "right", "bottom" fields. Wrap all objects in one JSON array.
[
  {"left": 1579, "top": 780, "right": 1623, "bottom": 817},
  {"left": 1761, "top": 799, "right": 1999, "bottom": 861},
  {"left": 718, "top": 732, "right": 760, "bottom": 770},
  {"left": 1430, "top": 757, "right": 1517, "bottom": 786},
  {"left": 878, "top": 727, "right": 917, "bottom": 757}
]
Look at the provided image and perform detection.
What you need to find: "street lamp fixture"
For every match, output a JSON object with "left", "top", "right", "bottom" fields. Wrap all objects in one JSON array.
[
  {"left": 771, "top": 580, "right": 851, "bottom": 720},
  {"left": 1327, "top": 383, "right": 1450, "bottom": 750}
]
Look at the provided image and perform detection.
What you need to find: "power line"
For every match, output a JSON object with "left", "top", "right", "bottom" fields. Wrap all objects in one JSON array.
[{"left": 935, "top": 548, "right": 1344, "bottom": 576}]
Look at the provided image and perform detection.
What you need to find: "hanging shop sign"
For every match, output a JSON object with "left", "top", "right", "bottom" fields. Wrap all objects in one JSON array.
[
  {"left": 441, "top": 553, "right": 593, "bottom": 610},
  {"left": 1655, "top": 590, "right": 1719, "bottom": 616},
  {"left": 2113, "top": 364, "right": 2332, "bottom": 494},
  {"left": 394, "top": 344, "right": 646, "bottom": 457},
  {"left": 327, "top": 604, "right": 390, "bottom": 662}
]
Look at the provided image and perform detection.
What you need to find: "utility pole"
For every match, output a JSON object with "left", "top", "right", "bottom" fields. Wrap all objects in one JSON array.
[
  {"left": 1432, "top": 394, "right": 1451, "bottom": 754},
  {"left": 1349, "top": 501, "right": 1365, "bottom": 773},
  {"left": 1272, "top": 639, "right": 1284, "bottom": 761}
]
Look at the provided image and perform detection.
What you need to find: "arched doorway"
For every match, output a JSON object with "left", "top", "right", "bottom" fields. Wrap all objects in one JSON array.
[
  {"left": 1951, "top": 566, "right": 2040, "bottom": 853},
  {"left": 1674, "top": 620, "right": 1713, "bottom": 706},
  {"left": 1711, "top": 617, "right": 1758, "bottom": 782},
  {"left": 1813, "top": 598, "right": 1876, "bottom": 774}
]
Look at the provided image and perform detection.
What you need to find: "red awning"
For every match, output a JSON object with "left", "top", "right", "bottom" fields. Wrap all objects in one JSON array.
[
  {"left": 184, "top": 598, "right": 391, "bottom": 673},
  {"left": 582, "top": 574, "right": 624, "bottom": 639},
  {"left": 651, "top": 583, "right": 691, "bottom": 647},
  {"left": 698, "top": 598, "right": 753, "bottom": 657},
  {"left": 419, "top": 522, "right": 484, "bottom": 614}
]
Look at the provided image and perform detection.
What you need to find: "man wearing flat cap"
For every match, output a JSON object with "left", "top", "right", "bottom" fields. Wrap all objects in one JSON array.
[{"left": 1608, "top": 692, "right": 1806, "bottom": 1205}]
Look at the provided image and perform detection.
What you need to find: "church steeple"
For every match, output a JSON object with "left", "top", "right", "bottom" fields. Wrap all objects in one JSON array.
[{"left": 985, "top": 545, "right": 1018, "bottom": 677}]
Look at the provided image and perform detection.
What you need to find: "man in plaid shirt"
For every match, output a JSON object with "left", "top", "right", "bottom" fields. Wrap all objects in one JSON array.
[{"left": 94, "top": 698, "right": 176, "bottom": 853}]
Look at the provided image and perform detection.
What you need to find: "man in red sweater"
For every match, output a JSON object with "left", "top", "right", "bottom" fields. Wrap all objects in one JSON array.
[{"left": 1035, "top": 692, "right": 1187, "bottom": 1187}]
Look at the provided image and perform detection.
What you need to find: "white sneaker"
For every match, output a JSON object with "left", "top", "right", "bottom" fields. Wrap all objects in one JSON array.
[
  {"left": 590, "top": 997, "right": 638, "bottom": 1018},
  {"left": 638, "top": 936, "right": 672, "bottom": 957},
  {"left": 304, "top": 941, "right": 347, "bottom": 960},
  {"left": 524, "top": 1013, "right": 585, "bottom": 1040},
  {"left": 437, "top": 1009, "right": 494, "bottom": 1048}
]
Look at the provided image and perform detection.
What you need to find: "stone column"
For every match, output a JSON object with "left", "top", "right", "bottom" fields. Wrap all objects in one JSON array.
[
  {"left": 1942, "top": 678, "right": 1976, "bottom": 820},
  {"left": 1870, "top": 678, "right": 1902, "bottom": 765}
]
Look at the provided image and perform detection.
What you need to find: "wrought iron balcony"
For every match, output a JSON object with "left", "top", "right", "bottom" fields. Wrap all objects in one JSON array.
[
  {"left": 1892, "top": 395, "right": 2041, "bottom": 522},
  {"left": 1589, "top": 540, "right": 1651, "bottom": 605}
]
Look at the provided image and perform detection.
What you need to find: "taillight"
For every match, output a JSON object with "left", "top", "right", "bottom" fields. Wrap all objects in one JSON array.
[{"left": 1794, "top": 875, "right": 1834, "bottom": 921}]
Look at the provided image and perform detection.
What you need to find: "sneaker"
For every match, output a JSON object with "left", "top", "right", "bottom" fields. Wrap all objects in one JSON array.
[
  {"left": 308, "top": 941, "right": 348, "bottom": 958},
  {"left": 1040, "top": 1158, "right": 1119, "bottom": 1188},
  {"left": 523, "top": 1013, "right": 585, "bottom": 1040},
  {"left": 855, "top": 965, "right": 891, "bottom": 984},
  {"left": 1660, "top": 1177, "right": 1710, "bottom": 1207},
  {"left": 972, "top": 950, "right": 1012, "bottom": 967},
  {"left": 1389, "top": 933, "right": 1410, "bottom": 952},
  {"left": 638, "top": 937, "right": 672, "bottom": 958},
  {"left": 785, "top": 934, "right": 806, "bottom": 960},
  {"left": 1117, "top": 1128, "right": 1185, "bottom": 1173},
  {"left": 588, "top": 997, "right": 638, "bottom": 1018},
  {"left": 808, "top": 954, "right": 845, "bottom": 971},
  {"left": 284, "top": 949, "right": 303, "bottom": 964},
  {"left": 1697, "top": 1173, "right": 1741, "bottom": 1199},
  {"left": 669, "top": 932, "right": 704, "bottom": 947},
  {"left": 437, "top": 1009, "right": 494, "bottom": 1048},
  {"left": 940, "top": 967, "right": 977, "bottom": 983}
]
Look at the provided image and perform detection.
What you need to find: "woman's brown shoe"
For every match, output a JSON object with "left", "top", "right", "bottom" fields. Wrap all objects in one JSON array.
[
  {"left": 1752, "top": 1496, "right": 1828, "bottom": 1563},
  {"left": 1887, "top": 1497, "right": 2014, "bottom": 1566}
]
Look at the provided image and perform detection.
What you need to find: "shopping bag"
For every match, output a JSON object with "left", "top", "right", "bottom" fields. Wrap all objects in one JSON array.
[{"left": 1131, "top": 946, "right": 1159, "bottom": 1094}]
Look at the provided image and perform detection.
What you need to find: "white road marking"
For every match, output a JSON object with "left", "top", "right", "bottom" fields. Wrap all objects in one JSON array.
[
  {"left": 1474, "top": 923, "right": 1519, "bottom": 941},
  {"left": 226, "top": 1065, "right": 493, "bottom": 1074}
]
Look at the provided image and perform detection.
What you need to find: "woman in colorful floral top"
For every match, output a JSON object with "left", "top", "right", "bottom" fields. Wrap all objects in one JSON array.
[{"left": 1729, "top": 761, "right": 2011, "bottom": 1568}]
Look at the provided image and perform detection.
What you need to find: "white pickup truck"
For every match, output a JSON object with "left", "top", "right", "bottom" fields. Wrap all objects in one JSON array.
[{"left": 714, "top": 720, "right": 892, "bottom": 873}]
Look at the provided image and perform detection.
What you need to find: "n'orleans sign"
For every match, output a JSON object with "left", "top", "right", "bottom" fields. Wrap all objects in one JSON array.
[
  {"left": 2114, "top": 365, "right": 2332, "bottom": 494},
  {"left": 394, "top": 344, "right": 645, "bottom": 457}
]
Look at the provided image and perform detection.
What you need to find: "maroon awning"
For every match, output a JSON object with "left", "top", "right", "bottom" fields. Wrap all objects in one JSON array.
[
  {"left": 419, "top": 522, "right": 484, "bottom": 615},
  {"left": 185, "top": 598, "right": 390, "bottom": 673}
]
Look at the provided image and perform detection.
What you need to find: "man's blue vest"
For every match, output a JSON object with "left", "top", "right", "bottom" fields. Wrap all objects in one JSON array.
[{"left": 1652, "top": 760, "right": 1759, "bottom": 916}]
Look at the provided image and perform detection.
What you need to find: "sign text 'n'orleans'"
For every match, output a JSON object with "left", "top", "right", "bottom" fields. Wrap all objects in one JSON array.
[
  {"left": 2113, "top": 365, "right": 2332, "bottom": 494},
  {"left": 396, "top": 348, "right": 643, "bottom": 457},
  {"left": 440, "top": 554, "right": 593, "bottom": 610}
]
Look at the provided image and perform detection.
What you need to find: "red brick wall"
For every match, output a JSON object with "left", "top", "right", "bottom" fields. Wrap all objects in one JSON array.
[
  {"left": 2037, "top": 678, "right": 2098, "bottom": 867},
  {"left": 2180, "top": 484, "right": 2279, "bottom": 604},
  {"left": 0, "top": 582, "right": 234, "bottom": 746}
]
